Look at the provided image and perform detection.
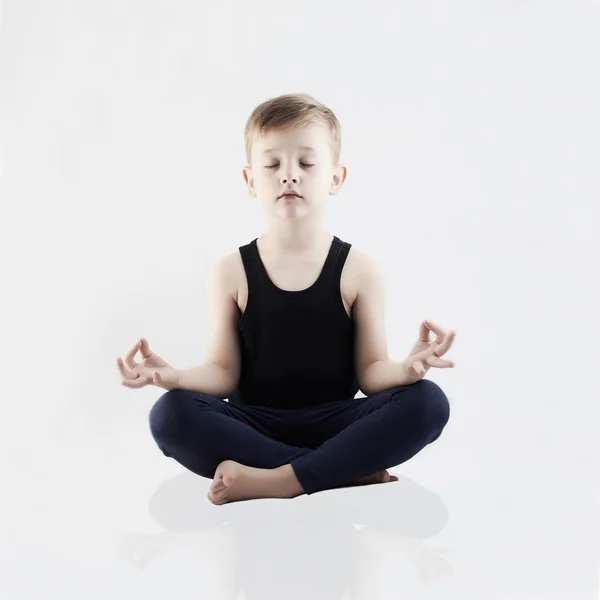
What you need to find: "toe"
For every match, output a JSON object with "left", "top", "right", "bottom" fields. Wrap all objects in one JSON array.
[
  {"left": 210, "top": 479, "right": 226, "bottom": 493},
  {"left": 210, "top": 491, "right": 227, "bottom": 505},
  {"left": 209, "top": 485, "right": 228, "bottom": 501},
  {"left": 207, "top": 489, "right": 227, "bottom": 505}
]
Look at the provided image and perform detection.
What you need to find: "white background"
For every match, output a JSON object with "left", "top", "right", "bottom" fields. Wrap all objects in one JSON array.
[{"left": 1, "top": 1, "right": 598, "bottom": 599}]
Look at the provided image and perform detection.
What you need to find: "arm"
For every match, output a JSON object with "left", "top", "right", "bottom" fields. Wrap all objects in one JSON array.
[
  {"left": 175, "top": 255, "right": 242, "bottom": 399},
  {"left": 359, "top": 359, "right": 412, "bottom": 397},
  {"left": 352, "top": 253, "right": 412, "bottom": 397},
  {"left": 175, "top": 362, "right": 238, "bottom": 399}
]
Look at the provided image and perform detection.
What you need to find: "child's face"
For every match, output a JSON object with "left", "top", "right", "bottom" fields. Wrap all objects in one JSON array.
[{"left": 243, "top": 123, "right": 346, "bottom": 214}]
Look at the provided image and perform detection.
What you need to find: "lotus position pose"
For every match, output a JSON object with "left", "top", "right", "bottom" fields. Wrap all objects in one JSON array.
[{"left": 117, "top": 93, "right": 456, "bottom": 505}]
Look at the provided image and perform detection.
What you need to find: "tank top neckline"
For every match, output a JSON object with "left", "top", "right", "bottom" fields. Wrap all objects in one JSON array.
[{"left": 250, "top": 235, "right": 340, "bottom": 296}]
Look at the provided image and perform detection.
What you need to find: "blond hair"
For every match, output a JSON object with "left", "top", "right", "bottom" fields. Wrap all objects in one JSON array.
[{"left": 244, "top": 93, "right": 342, "bottom": 166}]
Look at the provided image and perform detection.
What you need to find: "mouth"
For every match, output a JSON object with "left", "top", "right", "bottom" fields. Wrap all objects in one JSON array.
[{"left": 279, "top": 193, "right": 301, "bottom": 199}]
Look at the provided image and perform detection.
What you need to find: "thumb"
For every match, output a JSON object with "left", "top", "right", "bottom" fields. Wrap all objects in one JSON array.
[{"left": 413, "top": 361, "right": 425, "bottom": 375}]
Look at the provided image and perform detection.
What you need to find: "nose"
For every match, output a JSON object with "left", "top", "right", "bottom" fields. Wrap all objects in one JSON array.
[{"left": 280, "top": 174, "right": 298, "bottom": 185}]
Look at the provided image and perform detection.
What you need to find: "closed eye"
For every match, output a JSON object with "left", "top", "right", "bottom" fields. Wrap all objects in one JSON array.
[{"left": 265, "top": 163, "right": 314, "bottom": 170}]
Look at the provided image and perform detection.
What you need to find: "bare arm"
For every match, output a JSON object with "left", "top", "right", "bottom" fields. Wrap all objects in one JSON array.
[
  {"left": 360, "top": 359, "right": 412, "bottom": 396},
  {"left": 175, "top": 362, "right": 238, "bottom": 399},
  {"left": 174, "top": 256, "right": 241, "bottom": 399}
]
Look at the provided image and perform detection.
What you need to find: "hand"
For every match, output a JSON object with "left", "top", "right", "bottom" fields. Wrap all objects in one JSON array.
[
  {"left": 401, "top": 320, "right": 456, "bottom": 384},
  {"left": 116, "top": 338, "right": 179, "bottom": 390}
]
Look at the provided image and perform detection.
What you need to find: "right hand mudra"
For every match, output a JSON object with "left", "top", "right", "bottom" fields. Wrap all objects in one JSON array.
[{"left": 117, "top": 338, "right": 179, "bottom": 390}]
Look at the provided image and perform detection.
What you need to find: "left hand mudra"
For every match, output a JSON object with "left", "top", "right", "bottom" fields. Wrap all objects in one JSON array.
[{"left": 402, "top": 320, "right": 456, "bottom": 384}]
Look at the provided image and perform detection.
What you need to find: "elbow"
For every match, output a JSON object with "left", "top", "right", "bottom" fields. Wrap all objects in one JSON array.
[{"left": 357, "top": 361, "right": 377, "bottom": 398}]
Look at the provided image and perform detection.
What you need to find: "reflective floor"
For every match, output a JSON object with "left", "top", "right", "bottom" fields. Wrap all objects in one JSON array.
[{"left": 2, "top": 374, "right": 598, "bottom": 600}]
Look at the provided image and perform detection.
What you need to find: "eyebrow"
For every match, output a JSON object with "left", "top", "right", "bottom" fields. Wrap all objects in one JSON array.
[{"left": 262, "top": 146, "right": 316, "bottom": 154}]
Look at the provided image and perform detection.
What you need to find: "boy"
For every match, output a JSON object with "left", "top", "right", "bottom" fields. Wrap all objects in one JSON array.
[{"left": 117, "top": 93, "right": 456, "bottom": 505}]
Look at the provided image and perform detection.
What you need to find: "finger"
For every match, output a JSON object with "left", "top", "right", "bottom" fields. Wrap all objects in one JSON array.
[
  {"left": 426, "top": 356, "right": 455, "bottom": 368},
  {"left": 125, "top": 339, "right": 142, "bottom": 369},
  {"left": 409, "top": 343, "right": 439, "bottom": 374},
  {"left": 121, "top": 374, "right": 147, "bottom": 389},
  {"left": 416, "top": 343, "right": 440, "bottom": 361},
  {"left": 117, "top": 356, "right": 136, "bottom": 380},
  {"left": 433, "top": 331, "right": 457, "bottom": 356},
  {"left": 424, "top": 320, "right": 447, "bottom": 343},
  {"left": 139, "top": 337, "right": 151, "bottom": 359}
]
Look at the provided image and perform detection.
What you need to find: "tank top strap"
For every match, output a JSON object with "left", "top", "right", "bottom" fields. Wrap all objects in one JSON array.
[
  {"left": 328, "top": 236, "right": 352, "bottom": 280},
  {"left": 238, "top": 237, "right": 262, "bottom": 289}
]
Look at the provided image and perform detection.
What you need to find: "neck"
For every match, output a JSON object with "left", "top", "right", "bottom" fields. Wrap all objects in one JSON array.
[{"left": 260, "top": 223, "right": 331, "bottom": 255}]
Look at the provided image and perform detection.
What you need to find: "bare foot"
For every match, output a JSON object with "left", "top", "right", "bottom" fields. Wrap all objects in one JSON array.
[
  {"left": 207, "top": 463, "right": 398, "bottom": 505},
  {"left": 207, "top": 460, "right": 303, "bottom": 505},
  {"left": 341, "top": 469, "right": 399, "bottom": 488}
]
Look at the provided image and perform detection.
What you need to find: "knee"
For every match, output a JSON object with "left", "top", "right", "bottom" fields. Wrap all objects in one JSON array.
[
  {"left": 148, "top": 389, "right": 188, "bottom": 444},
  {"left": 149, "top": 389, "right": 218, "bottom": 445},
  {"left": 418, "top": 379, "right": 450, "bottom": 426},
  {"left": 420, "top": 380, "right": 450, "bottom": 441},
  {"left": 393, "top": 379, "right": 450, "bottom": 432}
]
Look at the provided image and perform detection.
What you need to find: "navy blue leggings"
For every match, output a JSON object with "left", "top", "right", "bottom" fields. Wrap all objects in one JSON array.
[{"left": 148, "top": 379, "right": 450, "bottom": 495}]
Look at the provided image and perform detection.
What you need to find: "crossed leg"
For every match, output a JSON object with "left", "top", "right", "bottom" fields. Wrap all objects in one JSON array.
[{"left": 148, "top": 380, "right": 449, "bottom": 505}]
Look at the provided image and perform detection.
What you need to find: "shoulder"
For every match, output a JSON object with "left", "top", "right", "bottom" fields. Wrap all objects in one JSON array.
[
  {"left": 348, "top": 246, "right": 385, "bottom": 293},
  {"left": 208, "top": 251, "right": 242, "bottom": 300},
  {"left": 346, "top": 245, "right": 377, "bottom": 267},
  {"left": 221, "top": 249, "right": 243, "bottom": 272},
  {"left": 346, "top": 246, "right": 384, "bottom": 284}
]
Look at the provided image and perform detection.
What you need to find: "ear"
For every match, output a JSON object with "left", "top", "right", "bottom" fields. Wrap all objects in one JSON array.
[
  {"left": 242, "top": 166, "right": 257, "bottom": 197},
  {"left": 329, "top": 163, "right": 348, "bottom": 196}
]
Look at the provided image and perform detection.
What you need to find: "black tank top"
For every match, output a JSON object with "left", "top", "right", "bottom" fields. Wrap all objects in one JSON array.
[{"left": 228, "top": 235, "right": 359, "bottom": 409}]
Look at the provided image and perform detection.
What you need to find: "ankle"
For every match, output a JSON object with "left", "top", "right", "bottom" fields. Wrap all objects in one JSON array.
[{"left": 275, "top": 464, "right": 305, "bottom": 498}]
